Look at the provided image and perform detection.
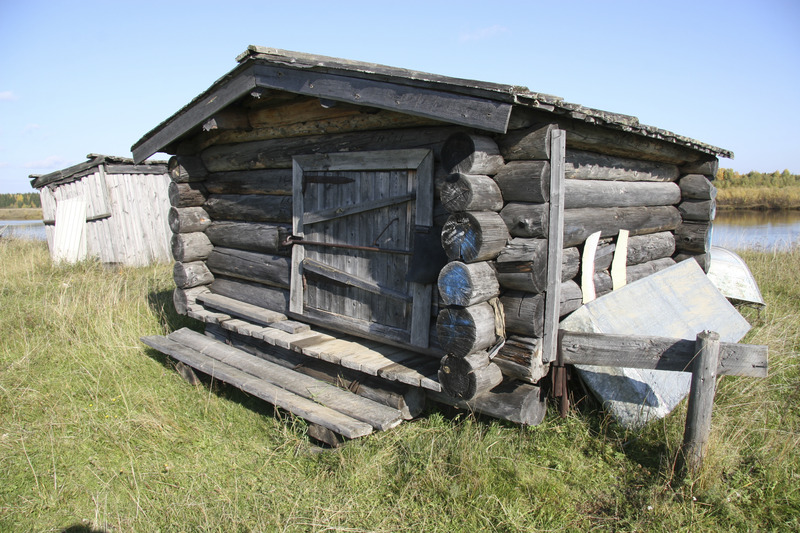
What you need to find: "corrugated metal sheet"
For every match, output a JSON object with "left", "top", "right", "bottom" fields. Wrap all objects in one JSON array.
[{"left": 52, "top": 197, "right": 87, "bottom": 263}]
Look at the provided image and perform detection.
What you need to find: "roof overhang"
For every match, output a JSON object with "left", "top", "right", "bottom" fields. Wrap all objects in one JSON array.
[
  {"left": 132, "top": 46, "right": 733, "bottom": 164},
  {"left": 31, "top": 154, "right": 167, "bottom": 189}
]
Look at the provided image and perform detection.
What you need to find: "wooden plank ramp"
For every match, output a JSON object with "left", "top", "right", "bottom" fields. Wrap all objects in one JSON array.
[
  {"left": 142, "top": 328, "right": 407, "bottom": 443},
  {"left": 186, "top": 293, "right": 442, "bottom": 392}
]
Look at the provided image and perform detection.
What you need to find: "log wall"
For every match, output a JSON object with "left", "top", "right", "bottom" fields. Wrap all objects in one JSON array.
[
  {"left": 166, "top": 103, "right": 458, "bottom": 323},
  {"left": 164, "top": 92, "right": 718, "bottom": 401},
  {"left": 435, "top": 126, "right": 716, "bottom": 390}
]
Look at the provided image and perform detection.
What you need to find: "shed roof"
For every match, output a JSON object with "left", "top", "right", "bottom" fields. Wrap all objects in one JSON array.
[
  {"left": 132, "top": 46, "right": 733, "bottom": 163},
  {"left": 30, "top": 154, "right": 167, "bottom": 189}
]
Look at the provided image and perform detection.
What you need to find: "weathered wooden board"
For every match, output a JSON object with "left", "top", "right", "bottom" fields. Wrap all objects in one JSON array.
[
  {"left": 166, "top": 328, "right": 403, "bottom": 431},
  {"left": 290, "top": 150, "right": 433, "bottom": 349},
  {"left": 140, "top": 333, "right": 374, "bottom": 439},
  {"left": 216, "top": 314, "right": 442, "bottom": 392},
  {"left": 561, "top": 259, "right": 751, "bottom": 428}
]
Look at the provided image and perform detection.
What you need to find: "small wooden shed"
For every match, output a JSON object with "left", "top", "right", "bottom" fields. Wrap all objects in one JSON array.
[
  {"left": 136, "top": 47, "right": 732, "bottom": 442},
  {"left": 30, "top": 154, "right": 172, "bottom": 265}
]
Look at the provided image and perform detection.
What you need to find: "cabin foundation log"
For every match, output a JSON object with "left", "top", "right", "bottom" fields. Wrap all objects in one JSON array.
[
  {"left": 173, "top": 261, "right": 215, "bottom": 289},
  {"left": 169, "top": 182, "right": 208, "bottom": 207},
  {"left": 493, "top": 161, "right": 550, "bottom": 202},
  {"left": 171, "top": 232, "right": 213, "bottom": 262},
  {"left": 436, "top": 301, "right": 501, "bottom": 357},
  {"left": 204, "top": 194, "right": 293, "bottom": 223},
  {"left": 441, "top": 211, "right": 510, "bottom": 263},
  {"left": 210, "top": 276, "right": 290, "bottom": 314},
  {"left": 439, "top": 352, "right": 503, "bottom": 400},
  {"left": 169, "top": 155, "right": 208, "bottom": 183},
  {"left": 168, "top": 206, "right": 212, "bottom": 234},
  {"left": 674, "top": 252, "right": 710, "bottom": 273},
  {"left": 204, "top": 169, "right": 293, "bottom": 196},
  {"left": 440, "top": 173, "right": 504, "bottom": 213},
  {"left": 679, "top": 174, "right": 717, "bottom": 200},
  {"left": 437, "top": 261, "right": 500, "bottom": 307},
  {"left": 173, "top": 285, "right": 211, "bottom": 315},
  {"left": 441, "top": 132, "right": 505, "bottom": 175},
  {"left": 501, "top": 204, "right": 681, "bottom": 246},
  {"left": 494, "top": 336, "right": 549, "bottom": 383},
  {"left": 206, "top": 247, "right": 291, "bottom": 288},
  {"left": 429, "top": 380, "right": 547, "bottom": 426},
  {"left": 204, "top": 221, "right": 291, "bottom": 255}
]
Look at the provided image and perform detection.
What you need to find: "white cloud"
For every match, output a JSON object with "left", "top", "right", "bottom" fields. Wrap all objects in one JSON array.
[
  {"left": 0, "top": 162, "right": 9, "bottom": 168},
  {"left": 459, "top": 25, "right": 510, "bottom": 43},
  {"left": 25, "top": 155, "right": 69, "bottom": 170},
  {"left": 0, "top": 91, "right": 17, "bottom": 101},
  {"left": 23, "top": 124, "right": 41, "bottom": 133}
]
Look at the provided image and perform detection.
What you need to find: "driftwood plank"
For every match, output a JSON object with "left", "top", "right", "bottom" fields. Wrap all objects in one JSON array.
[
  {"left": 166, "top": 328, "right": 403, "bottom": 431},
  {"left": 140, "top": 334, "right": 373, "bottom": 439}
]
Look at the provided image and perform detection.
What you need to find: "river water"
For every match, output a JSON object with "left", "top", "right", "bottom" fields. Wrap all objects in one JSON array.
[
  {"left": 3, "top": 211, "right": 799, "bottom": 251},
  {"left": 0, "top": 220, "right": 47, "bottom": 241},
  {"left": 712, "top": 210, "right": 800, "bottom": 251}
]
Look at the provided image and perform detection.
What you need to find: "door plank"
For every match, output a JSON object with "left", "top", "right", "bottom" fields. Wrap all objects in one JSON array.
[
  {"left": 303, "top": 257, "right": 413, "bottom": 303},
  {"left": 303, "top": 192, "right": 415, "bottom": 226}
]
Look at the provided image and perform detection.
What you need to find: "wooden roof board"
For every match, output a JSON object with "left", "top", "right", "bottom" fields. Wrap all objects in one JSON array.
[
  {"left": 30, "top": 154, "right": 167, "bottom": 189},
  {"left": 132, "top": 46, "right": 733, "bottom": 164}
]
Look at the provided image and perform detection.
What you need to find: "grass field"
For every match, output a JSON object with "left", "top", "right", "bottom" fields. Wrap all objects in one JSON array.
[
  {"left": 0, "top": 207, "right": 43, "bottom": 221},
  {"left": 1, "top": 239, "right": 798, "bottom": 531}
]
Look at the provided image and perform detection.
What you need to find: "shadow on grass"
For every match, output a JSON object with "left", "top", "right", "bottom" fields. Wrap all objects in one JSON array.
[
  {"left": 147, "top": 289, "right": 203, "bottom": 334},
  {"left": 61, "top": 524, "right": 109, "bottom": 533}
]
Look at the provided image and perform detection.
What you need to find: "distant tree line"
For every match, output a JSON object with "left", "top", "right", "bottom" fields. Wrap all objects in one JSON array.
[
  {"left": 715, "top": 169, "right": 800, "bottom": 189},
  {"left": 0, "top": 192, "right": 42, "bottom": 208}
]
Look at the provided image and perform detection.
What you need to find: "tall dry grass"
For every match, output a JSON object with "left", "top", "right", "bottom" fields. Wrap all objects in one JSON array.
[
  {"left": 716, "top": 186, "right": 800, "bottom": 210},
  {"left": 0, "top": 239, "right": 798, "bottom": 531}
]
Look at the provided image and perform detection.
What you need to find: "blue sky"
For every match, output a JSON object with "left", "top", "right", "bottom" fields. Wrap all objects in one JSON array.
[{"left": 1, "top": 0, "right": 798, "bottom": 194}]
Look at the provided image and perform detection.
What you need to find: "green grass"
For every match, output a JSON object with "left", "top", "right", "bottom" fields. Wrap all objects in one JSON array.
[{"left": 1, "top": 239, "right": 798, "bottom": 531}]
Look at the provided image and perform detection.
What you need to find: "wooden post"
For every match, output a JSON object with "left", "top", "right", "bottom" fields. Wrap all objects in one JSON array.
[
  {"left": 678, "top": 330, "right": 721, "bottom": 476},
  {"left": 542, "top": 129, "right": 566, "bottom": 364}
]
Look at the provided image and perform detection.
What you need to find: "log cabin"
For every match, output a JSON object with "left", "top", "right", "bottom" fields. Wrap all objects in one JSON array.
[
  {"left": 30, "top": 154, "right": 171, "bottom": 265},
  {"left": 136, "top": 46, "right": 732, "bottom": 444}
]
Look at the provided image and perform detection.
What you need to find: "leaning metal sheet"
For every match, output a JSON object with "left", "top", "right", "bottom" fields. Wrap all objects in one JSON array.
[
  {"left": 561, "top": 259, "right": 751, "bottom": 428},
  {"left": 706, "top": 246, "right": 765, "bottom": 307}
]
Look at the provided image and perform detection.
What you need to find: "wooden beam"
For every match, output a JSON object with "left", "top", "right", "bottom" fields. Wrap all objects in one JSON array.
[
  {"left": 302, "top": 257, "right": 412, "bottom": 304},
  {"left": 133, "top": 67, "right": 258, "bottom": 163},
  {"left": 252, "top": 64, "right": 513, "bottom": 133},
  {"left": 678, "top": 330, "right": 721, "bottom": 476},
  {"left": 559, "top": 330, "right": 767, "bottom": 378},
  {"left": 542, "top": 129, "right": 566, "bottom": 364}
]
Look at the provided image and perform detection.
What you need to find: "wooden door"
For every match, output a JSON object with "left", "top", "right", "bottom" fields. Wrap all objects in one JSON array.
[{"left": 290, "top": 150, "right": 434, "bottom": 348}]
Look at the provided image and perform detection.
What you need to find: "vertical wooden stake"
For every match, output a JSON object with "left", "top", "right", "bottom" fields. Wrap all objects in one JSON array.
[
  {"left": 542, "top": 128, "right": 566, "bottom": 364},
  {"left": 678, "top": 330, "right": 721, "bottom": 477}
]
